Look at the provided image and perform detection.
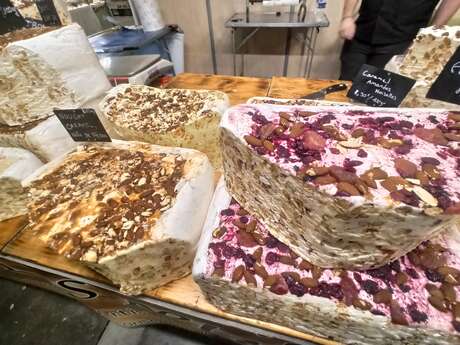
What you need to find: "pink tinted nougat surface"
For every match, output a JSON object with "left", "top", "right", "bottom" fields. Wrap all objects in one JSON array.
[
  {"left": 205, "top": 199, "right": 460, "bottom": 334},
  {"left": 221, "top": 105, "right": 460, "bottom": 211}
]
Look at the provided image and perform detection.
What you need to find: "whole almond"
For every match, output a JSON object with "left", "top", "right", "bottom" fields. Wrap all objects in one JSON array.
[
  {"left": 289, "top": 122, "right": 305, "bottom": 138},
  {"left": 373, "top": 289, "right": 392, "bottom": 304},
  {"left": 253, "top": 247, "right": 263, "bottom": 262},
  {"left": 352, "top": 297, "right": 372, "bottom": 310},
  {"left": 303, "top": 131, "right": 327, "bottom": 150},
  {"left": 279, "top": 255, "right": 296, "bottom": 266},
  {"left": 394, "top": 158, "right": 417, "bottom": 178},
  {"left": 415, "top": 170, "right": 430, "bottom": 186},
  {"left": 232, "top": 265, "right": 245, "bottom": 283},
  {"left": 298, "top": 111, "right": 316, "bottom": 117},
  {"left": 445, "top": 133, "right": 460, "bottom": 142},
  {"left": 448, "top": 111, "right": 460, "bottom": 122},
  {"left": 246, "top": 219, "right": 257, "bottom": 233},
  {"left": 279, "top": 112, "right": 292, "bottom": 121},
  {"left": 300, "top": 277, "right": 319, "bottom": 288},
  {"left": 299, "top": 260, "right": 313, "bottom": 271},
  {"left": 263, "top": 275, "right": 278, "bottom": 287},
  {"left": 253, "top": 232, "right": 268, "bottom": 246},
  {"left": 260, "top": 123, "right": 277, "bottom": 139},
  {"left": 312, "top": 266, "right": 324, "bottom": 279},
  {"left": 438, "top": 266, "right": 460, "bottom": 277},
  {"left": 355, "top": 180, "right": 369, "bottom": 195},
  {"left": 237, "top": 208, "right": 249, "bottom": 216},
  {"left": 310, "top": 166, "right": 329, "bottom": 176},
  {"left": 414, "top": 127, "right": 449, "bottom": 146},
  {"left": 351, "top": 128, "right": 365, "bottom": 138},
  {"left": 390, "top": 301, "right": 408, "bottom": 325},
  {"left": 381, "top": 176, "right": 410, "bottom": 192},
  {"left": 314, "top": 174, "right": 337, "bottom": 185},
  {"left": 422, "top": 164, "right": 441, "bottom": 180},
  {"left": 453, "top": 303, "right": 460, "bottom": 320},
  {"left": 441, "top": 283, "right": 456, "bottom": 303},
  {"left": 395, "top": 272, "right": 409, "bottom": 285},
  {"left": 284, "top": 271, "right": 301, "bottom": 282},
  {"left": 244, "top": 270, "right": 258, "bottom": 286},
  {"left": 263, "top": 140, "right": 275, "bottom": 152},
  {"left": 337, "top": 182, "right": 361, "bottom": 196},
  {"left": 329, "top": 166, "right": 359, "bottom": 183},
  {"left": 428, "top": 296, "right": 449, "bottom": 312},
  {"left": 237, "top": 230, "right": 258, "bottom": 247},
  {"left": 244, "top": 135, "right": 263, "bottom": 147},
  {"left": 363, "top": 167, "right": 388, "bottom": 180},
  {"left": 254, "top": 263, "right": 269, "bottom": 279}
]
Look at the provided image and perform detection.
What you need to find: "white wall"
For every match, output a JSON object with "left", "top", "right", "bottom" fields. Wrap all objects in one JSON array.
[{"left": 157, "top": 0, "right": 344, "bottom": 79}]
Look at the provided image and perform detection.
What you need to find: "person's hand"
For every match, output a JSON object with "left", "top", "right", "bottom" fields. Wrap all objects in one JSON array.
[{"left": 340, "top": 17, "right": 356, "bottom": 40}]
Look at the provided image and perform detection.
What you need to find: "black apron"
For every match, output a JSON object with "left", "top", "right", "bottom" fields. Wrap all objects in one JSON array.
[{"left": 355, "top": 0, "right": 440, "bottom": 46}]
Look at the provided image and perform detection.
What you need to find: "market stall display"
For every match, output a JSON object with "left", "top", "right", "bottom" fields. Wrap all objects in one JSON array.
[
  {"left": 23, "top": 141, "right": 215, "bottom": 295},
  {"left": 193, "top": 179, "right": 460, "bottom": 345},
  {"left": 1, "top": 69, "right": 458, "bottom": 345},
  {"left": 0, "top": 147, "right": 42, "bottom": 222},
  {"left": 221, "top": 104, "right": 460, "bottom": 269},
  {"left": 0, "top": 24, "right": 111, "bottom": 160},
  {"left": 389, "top": 25, "right": 460, "bottom": 109},
  {"left": 100, "top": 84, "right": 229, "bottom": 168}
]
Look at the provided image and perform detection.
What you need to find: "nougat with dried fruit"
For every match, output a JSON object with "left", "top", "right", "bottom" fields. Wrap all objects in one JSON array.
[
  {"left": 221, "top": 104, "right": 460, "bottom": 269},
  {"left": 193, "top": 179, "right": 460, "bottom": 345}
]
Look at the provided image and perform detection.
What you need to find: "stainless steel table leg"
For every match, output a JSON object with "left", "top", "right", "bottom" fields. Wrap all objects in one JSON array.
[
  {"left": 232, "top": 29, "right": 237, "bottom": 76},
  {"left": 283, "top": 28, "right": 291, "bottom": 77},
  {"left": 302, "top": 27, "right": 315, "bottom": 78},
  {"left": 300, "top": 29, "right": 307, "bottom": 77},
  {"left": 307, "top": 28, "right": 319, "bottom": 78},
  {"left": 206, "top": 0, "right": 217, "bottom": 74},
  {"left": 241, "top": 33, "right": 245, "bottom": 76}
]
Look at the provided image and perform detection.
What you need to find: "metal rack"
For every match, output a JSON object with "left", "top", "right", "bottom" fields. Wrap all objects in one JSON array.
[{"left": 224, "top": 1, "right": 329, "bottom": 77}]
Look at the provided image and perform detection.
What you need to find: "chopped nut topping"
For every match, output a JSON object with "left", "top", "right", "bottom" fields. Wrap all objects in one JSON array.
[
  {"left": 103, "top": 85, "right": 225, "bottom": 133},
  {"left": 27, "top": 145, "right": 186, "bottom": 261}
]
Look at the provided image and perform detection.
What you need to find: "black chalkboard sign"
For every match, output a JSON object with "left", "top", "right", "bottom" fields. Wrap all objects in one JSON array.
[
  {"left": 34, "top": 0, "right": 61, "bottom": 26},
  {"left": 54, "top": 108, "right": 112, "bottom": 142},
  {"left": 427, "top": 46, "right": 460, "bottom": 106},
  {"left": 0, "top": 0, "right": 27, "bottom": 34},
  {"left": 347, "top": 64, "right": 416, "bottom": 107}
]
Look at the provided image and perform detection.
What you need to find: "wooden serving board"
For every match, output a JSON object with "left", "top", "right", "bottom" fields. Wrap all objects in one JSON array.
[
  {"left": 0, "top": 215, "right": 28, "bottom": 250},
  {"left": 165, "top": 73, "right": 271, "bottom": 106},
  {"left": 0, "top": 73, "right": 350, "bottom": 345},
  {"left": 268, "top": 77, "right": 351, "bottom": 102}
]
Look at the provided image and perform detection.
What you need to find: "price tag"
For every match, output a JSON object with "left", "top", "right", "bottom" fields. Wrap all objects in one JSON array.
[
  {"left": 427, "top": 46, "right": 460, "bottom": 106},
  {"left": 34, "top": 0, "right": 61, "bottom": 26},
  {"left": 54, "top": 108, "right": 111, "bottom": 142},
  {"left": 347, "top": 64, "right": 416, "bottom": 107},
  {"left": 0, "top": 0, "right": 26, "bottom": 35}
]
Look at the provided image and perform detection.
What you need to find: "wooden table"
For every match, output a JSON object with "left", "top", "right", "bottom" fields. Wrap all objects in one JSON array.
[
  {"left": 268, "top": 77, "right": 351, "bottom": 102},
  {"left": 1, "top": 73, "right": 350, "bottom": 345}
]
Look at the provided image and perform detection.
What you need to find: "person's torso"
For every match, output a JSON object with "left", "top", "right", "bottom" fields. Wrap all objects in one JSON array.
[{"left": 355, "top": 0, "right": 440, "bottom": 45}]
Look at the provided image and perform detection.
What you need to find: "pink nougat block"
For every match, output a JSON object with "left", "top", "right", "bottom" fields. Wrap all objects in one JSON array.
[
  {"left": 193, "top": 180, "right": 460, "bottom": 345},
  {"left": 220, "top": 104, "right": 460, "bottom": 269}
]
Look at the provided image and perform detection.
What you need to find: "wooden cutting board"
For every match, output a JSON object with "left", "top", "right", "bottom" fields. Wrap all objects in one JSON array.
[
  {"left": 165, "top": 73, "right": 271, "bottom": 106},
  {"left": 0, "top": 216, "right": 28, "bottom": 250},
  {"left": 268, "top": 77, "right": 351, "bottom": 102}
]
